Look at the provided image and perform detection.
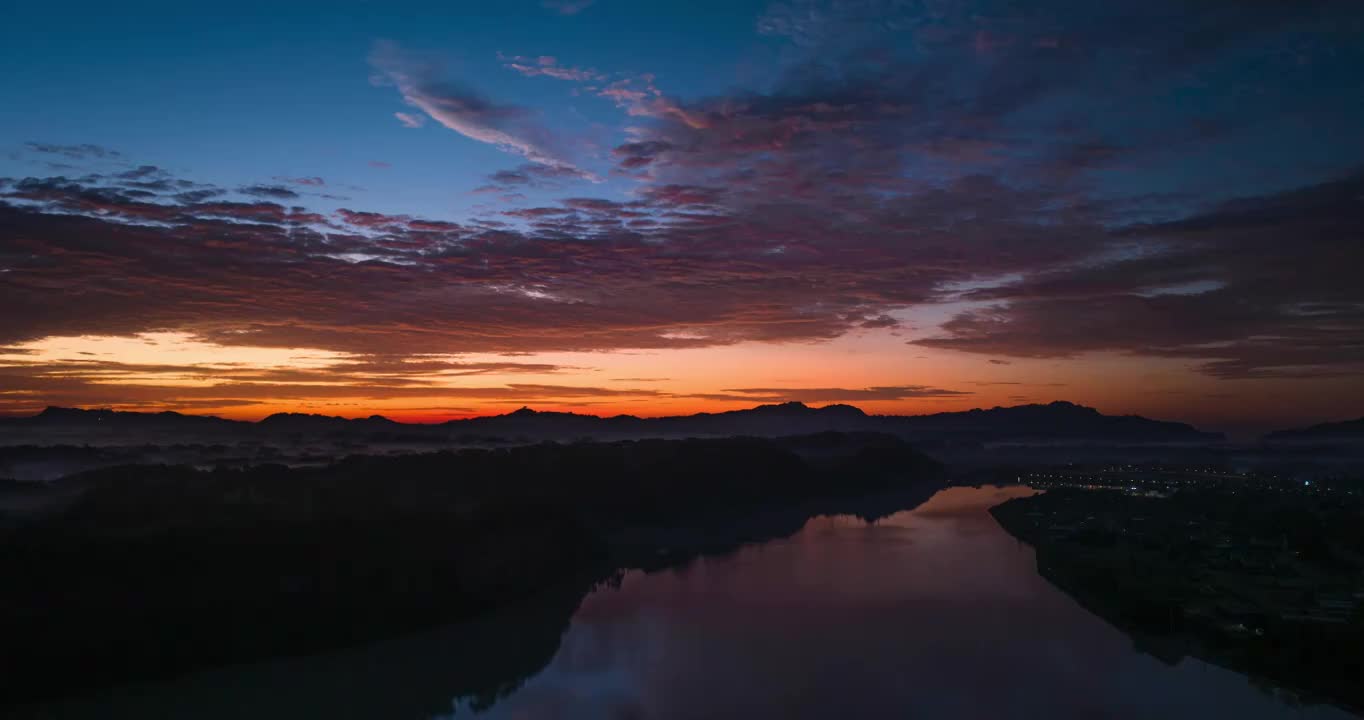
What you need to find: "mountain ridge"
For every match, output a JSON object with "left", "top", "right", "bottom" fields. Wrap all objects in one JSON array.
[
  {"left": 1, "top": 400, "right": 1223, "bottom": 444},
  {"left": 1263, "top": 416, "right": 1364, "bottom": 443}
]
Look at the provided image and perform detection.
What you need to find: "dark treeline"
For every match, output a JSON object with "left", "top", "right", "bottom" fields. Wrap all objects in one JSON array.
[{"left": 0, "top": 432, "right": 942, "bottom": 709}]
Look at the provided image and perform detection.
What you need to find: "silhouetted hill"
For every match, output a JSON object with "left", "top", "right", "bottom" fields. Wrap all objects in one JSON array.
[
  {"left": 644, "top": 401, "right": 872, "bottom": 437},
  {"left": 0, "top": 400, "right": 1222, "bottom": 446},
  {"left": 23, "top": 406, "right": 242, "bottom": 430},
  {"left": 880, "top": 401, "right": 1221, "bottom": 443},
  {"left": 259, "top": 412, "right": 400, "bottom": 433},
  {"left": 450, "top": 406, "right": 640, "bottom": 438},
  {"left": 1264, "top": 417, "right": 1364, "bottom": 444},
  {"left": 447, "top": 400, "right": 1219, "bottom": 443}
]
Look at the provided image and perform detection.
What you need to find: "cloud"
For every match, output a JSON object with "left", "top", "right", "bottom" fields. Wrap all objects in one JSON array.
[
  {"left": 541, "top": 0, "right": 594, "bottom": 15},
  {"left": 118, "top": 165, "right": 162, "bottom": 180},
  {"left": 394, "top": 112, "right": 426, "bottom": 128},
  {"left": 612, "top": 140, "right": 674, "bottom": 169},
  {"left": 917, "top": 171, "right": 1364, "bottom": 378},
  {"left": 692, "top": 386, "right": 972, "bottom": 403},
  {"left": 500, "top": 53, "right": 602, "bottom": 82},
  {"left": 610, "top": 0, "right": 1364, "bottom": 207},
  {"left": 276, "top": 176, "right": 326, "bottom": 187},
  {"left": 335, "top": 208, "right": 464, "bottom": 234},
  {"left": 860, "top": 315, "right": 900, "bottom": 329},
  {"left": 3, "top": 0, "right": 1361, "bottom": 398},
  {"left": 238, "top": 184, "right": 301, "bottom": 200},
  {"left": 370, "top": 41, "right": 589, "bottom": 176},
  {"left": 0, "top": 346, "right": 608, "bottom": 415},
  {"left": 595, "top": 75, "right": 709, "bottom": 129},
  {"left": 24, "top": 142, "right": 122, "bottom": 160},
  {"left": 0, "top": 155, "right": 1174, "bottom": 360},
  {"left": 0, "top": 170, "right": 919, "bottom": 355},
  {"left": 483, "top": 162, "right": 591, "bottom": 189}
]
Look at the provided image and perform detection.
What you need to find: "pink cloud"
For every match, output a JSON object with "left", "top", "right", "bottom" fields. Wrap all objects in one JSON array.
[
  {"left": 499, "top": 53, "right": 602, "bottom": 82},
  {"left": 596, "top": 76, "right": 709, "bottom": 129}
]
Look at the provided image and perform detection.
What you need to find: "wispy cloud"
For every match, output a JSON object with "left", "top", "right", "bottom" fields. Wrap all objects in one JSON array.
[
  {"left": 370, "top": 41, "right": 590, "bottom": 177},
  {"left": 393, "top": 112, "right": 426, "bottom": 128},
  {"left": 541, "top": 0, "right": 594, "bottom": 15},
  {"left": 692, "top": 386, "right": 972, "bottom": 403},
  {"left": 276, "top": 176, "right": 326, "bottom": 187},
  {"left": 24, "top": 142, "right": 122, "bottom": 160},
  {"left": 499, "top": 53, "right": 602, "bottom": 82},
  {"left": 237, "top": 184, "right": 300, "bottom": 200},
  {"left": 594, "top": 75, "right": 709, "bottom": 129}
]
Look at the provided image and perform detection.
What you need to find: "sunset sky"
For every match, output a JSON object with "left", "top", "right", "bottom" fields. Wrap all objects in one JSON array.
[{"left": 2, "top": 0, "right": 1361, "bottom": 434}]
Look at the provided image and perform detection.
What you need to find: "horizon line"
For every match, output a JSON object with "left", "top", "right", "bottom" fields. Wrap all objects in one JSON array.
[{"left": 3, "top": 399, "right": 1186, "bottom": 426}]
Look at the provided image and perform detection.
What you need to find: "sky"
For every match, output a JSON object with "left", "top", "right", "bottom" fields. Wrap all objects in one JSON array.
[{"left": 1, "top": 0, "right": 1361, "bottom": 434}]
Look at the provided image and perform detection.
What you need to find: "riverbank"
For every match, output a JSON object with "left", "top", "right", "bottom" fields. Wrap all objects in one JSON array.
[{"left": 990, "top": 488, "right": 1364, "bottom": 714}]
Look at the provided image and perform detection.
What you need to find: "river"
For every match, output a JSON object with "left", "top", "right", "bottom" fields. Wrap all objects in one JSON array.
[{"left": 17, "top": 486, "right": 1355, "bottom": 719}]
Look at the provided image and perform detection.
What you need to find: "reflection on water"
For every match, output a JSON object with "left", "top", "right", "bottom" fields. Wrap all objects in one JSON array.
[{"left": 18, "top": 486, "right": 1355, "bottom": 719}]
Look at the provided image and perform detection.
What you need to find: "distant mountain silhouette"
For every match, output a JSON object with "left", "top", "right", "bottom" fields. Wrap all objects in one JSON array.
[
  {"left": 25, "top": 406, "right": 240, "bottom": 429},
  {"left": 879, "top": 401, "right": 1220, "bottom": 443},
  {"left": 0, "top": 400, "right": 1221, "bottom": 445},
  {"left": 258, "top": 412, "right": 400, "bottom": 432},
  {"left": 1263, "top": 416, "right": 1364, "bottom": 444}
]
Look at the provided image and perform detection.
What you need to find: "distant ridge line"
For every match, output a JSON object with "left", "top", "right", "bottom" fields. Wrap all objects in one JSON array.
[
  {"left": 20, "top": 399, "right": 1147, "bottom": 426},
  {"left": 1, "top": 400, "right": 1225, "bottom": 443}
]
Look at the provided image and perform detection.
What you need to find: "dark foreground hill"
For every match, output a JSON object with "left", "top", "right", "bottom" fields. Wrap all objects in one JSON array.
[{"left": 0, "top": 432, "right": 942, "bottom": 708}]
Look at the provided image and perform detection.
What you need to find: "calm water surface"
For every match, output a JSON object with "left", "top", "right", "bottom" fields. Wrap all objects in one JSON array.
[{"left": 20, "top": 486, "right": 1356, "bottom": 719}]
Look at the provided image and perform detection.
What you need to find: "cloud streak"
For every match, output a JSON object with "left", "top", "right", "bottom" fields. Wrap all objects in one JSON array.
[
  {"left": 24, "top": 142, "right": 123, "bottom": 160},
  {"left": 500, "top": 54, "right": 602, "bottom": 82},
  {"left": 393, "top": 112, "right": 426, "bottom": 128},
  {"left": 370, "top": 42, "right": 589, "bottom": 177},
  {"left": 541, "top": 0, "right": 594, "bottom": 15},
  {"left": 694, "top": 386, "right": 972, "bottom": 403}
]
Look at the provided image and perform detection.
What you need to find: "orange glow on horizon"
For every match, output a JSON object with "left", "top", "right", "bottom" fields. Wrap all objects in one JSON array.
[{"left": 1, "top": 331, "right": 1359, "bottom": 435}]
